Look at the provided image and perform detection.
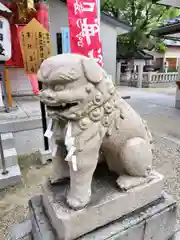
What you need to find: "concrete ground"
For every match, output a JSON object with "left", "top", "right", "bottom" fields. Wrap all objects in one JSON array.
[
  {"left": 0, "top": 86, "right": 180, "bottom": 239},
  {"left": 120, "top": 87, "right": 180, "bottom": 139}
]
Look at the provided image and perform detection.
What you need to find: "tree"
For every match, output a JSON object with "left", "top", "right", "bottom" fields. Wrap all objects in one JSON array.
[{"left": 101, "top": 0, "right": 180, "bottom": 57}]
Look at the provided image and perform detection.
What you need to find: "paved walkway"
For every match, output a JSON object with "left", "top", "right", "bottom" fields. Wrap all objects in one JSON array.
[
  {"left": 120, "top": 87, "right": 180, "bottom": 141},
  {"left": 0, "top": 96, "right": 41, "bottom": 123}
]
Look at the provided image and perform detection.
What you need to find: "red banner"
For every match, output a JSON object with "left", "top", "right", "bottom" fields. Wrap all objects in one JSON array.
[
  {"left": 5, "top": 25, "right": 24, "bottom": 67},
  {"left": 67, "top": 0, "right": 103, "bottom": 66}
]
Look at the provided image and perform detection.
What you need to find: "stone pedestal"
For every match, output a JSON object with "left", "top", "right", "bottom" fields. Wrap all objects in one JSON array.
[
  {"left": 175, "top": 82, "right": 180, "bottom": 109},
  {"left": 116, "top": 61, "right": 121, "bottom": 86},
  {"left": 9, "top": 193, "right": 176, "bottom": 240},
  {"left": 42, "top": 170, "right": 163, "bottom": 240},
  {"left": 37, "top": 148, "right": 52, "bottom": 165},
  {"left": 8, "top": 164, "right": 177, "bottom": 240},
  {"left": 137, "top": 63, "right": 144, "bottom": 88}
]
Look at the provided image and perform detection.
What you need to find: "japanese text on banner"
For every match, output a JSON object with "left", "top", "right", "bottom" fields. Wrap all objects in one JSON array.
[{"left": 67, "top": 0, "right": 103, "bottom": 66}]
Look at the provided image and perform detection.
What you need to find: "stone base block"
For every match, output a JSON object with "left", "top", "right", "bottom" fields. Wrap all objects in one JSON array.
[
  {"left": 37, "top": 148, "right": 52, "bottom": 165},
  {"left": 0, "top": 148, "right": 18, "bottom": 169},
  {"left": 8, "top": 193, "right": 176, "bottom": 240},
  {"left": 175, "top": 100, "right": 180, "bottom": 109},
  {"left": 175, "top": 88, "right": 180, "bottom": 109},
  {"left": 42, "top": 166, "right": 164, "bottom": 240},
  {"left": 0, "top": 165, "right": 21, "bottom": 190},
  {"left": 176, "top": 88, "right": 180, "bottom": 100},
  {"left": 1, "top": 132, "right": 14, "bottom": 150}
]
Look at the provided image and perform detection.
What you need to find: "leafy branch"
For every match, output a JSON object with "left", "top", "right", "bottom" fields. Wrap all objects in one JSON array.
[{"left": 101, "top": 0, "right": 180, "bottom": 56}]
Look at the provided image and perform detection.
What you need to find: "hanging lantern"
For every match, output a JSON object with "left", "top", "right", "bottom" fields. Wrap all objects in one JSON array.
[
  {"left": 17, "top": 1, "right": 27, "bottom": 21},
  {"left": 12, "top": 0, "right": 36, "bottom": 23},
  {"left": 27, "top": 0, "right": 35, "bottom": 10}
]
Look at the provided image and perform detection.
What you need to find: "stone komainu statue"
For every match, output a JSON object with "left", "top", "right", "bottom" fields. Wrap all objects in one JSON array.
[{"left": 37, "top": 54, "right": 154, "bottom": 210}]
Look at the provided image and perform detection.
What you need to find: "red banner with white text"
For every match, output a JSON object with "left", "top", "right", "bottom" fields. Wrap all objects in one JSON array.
[{"left": 67, "top": 0, "right": 103, "bottom": 66}]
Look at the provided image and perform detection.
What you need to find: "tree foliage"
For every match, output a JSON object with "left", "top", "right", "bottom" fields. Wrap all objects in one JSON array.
[{"left": 101, "top": 0, "right": 180, "bottom": 56}]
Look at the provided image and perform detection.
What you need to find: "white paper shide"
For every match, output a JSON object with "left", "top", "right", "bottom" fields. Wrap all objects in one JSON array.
[{"left": 65, "top": 122, "right": 77, "bottom": 171}]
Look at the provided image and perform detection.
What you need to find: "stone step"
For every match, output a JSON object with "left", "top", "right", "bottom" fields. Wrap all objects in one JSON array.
[
  {"left": 1, "top": 132, "right": 15, "bottom": 150},
  {"left": 8, "top": 193, "right": 176, "bottom": 240},
  {"left": 0, "top": 148, "right": 18, "bottom": 169},
  {"left": 0, "top": 165, "right": 21, "bottom": 190}
]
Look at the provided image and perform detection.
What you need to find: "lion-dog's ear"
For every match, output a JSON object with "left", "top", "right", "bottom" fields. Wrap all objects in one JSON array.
[{"left": 81, "top": 57, "right": 104, "bottom": 84}]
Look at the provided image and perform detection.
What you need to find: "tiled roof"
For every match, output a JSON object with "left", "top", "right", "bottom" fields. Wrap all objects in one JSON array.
[
  {"left": 152, "top": 16, "right": 180, "bottom": 38},
  {"left": 157, "top": 0, "right": 180, "bottom": 9},
  {"left": 117, "top": 50, "right": 153, "bottom": 60},
  {"left": 158, "top": 16, "right": 180, "bottom": 28}
]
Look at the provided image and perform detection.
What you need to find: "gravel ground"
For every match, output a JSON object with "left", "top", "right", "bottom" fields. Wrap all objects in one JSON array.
[
  {"left": 0, "top": 134, "right": 180, "bottom": 239},
  {"left": 152, "top": 134, "right": 180, "bottom": 220},
  {"left": 0, "top": 155, "right": 52, "bottom": 240}
]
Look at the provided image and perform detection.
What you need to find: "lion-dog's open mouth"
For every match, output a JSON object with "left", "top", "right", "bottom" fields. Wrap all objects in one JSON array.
[{"left": 46, "top": 102, "right": 79, "bottom": 112}]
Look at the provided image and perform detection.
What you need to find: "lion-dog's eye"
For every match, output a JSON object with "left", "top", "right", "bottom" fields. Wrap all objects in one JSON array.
[{"left": 54, "top": 85, "right": 65, "bottom": 91}]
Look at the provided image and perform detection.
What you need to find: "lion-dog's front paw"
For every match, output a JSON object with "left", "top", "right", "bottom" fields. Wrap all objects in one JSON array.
[{"left": 66, "top": 191, "right": 91, "bottom": 210}]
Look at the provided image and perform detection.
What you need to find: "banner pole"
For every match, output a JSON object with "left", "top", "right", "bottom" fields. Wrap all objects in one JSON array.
[
  {"left": 38, "top": 81, "right": 49, "bottom": 151},
  {"left": 36, "top": 0, "right": 51, "bottom": 151},
  {"left": 0, "top": 62, "right": 10, "bottom": 113},
  {"left": 96, "top": 0, "right": 100, "bottom": 28},
  {"left": 4, "top": 69, "right": 13, "bottom": 107}
]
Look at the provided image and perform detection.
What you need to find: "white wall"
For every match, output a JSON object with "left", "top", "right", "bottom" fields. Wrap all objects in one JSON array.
[
  {"left": 49, "top": 0, "right": 68, "bottom": 55},
  {"left": 165, "top": 48, "right": 180, "bottom": 58},
  {"left": 147, "top": 47, "right": 180, "bottom": 59},
  {"left": 49, "top": 0, "right": 117, "bottom": 80},
  {"left": 100, "top": 22, "right": 117, "bottom": 80}
]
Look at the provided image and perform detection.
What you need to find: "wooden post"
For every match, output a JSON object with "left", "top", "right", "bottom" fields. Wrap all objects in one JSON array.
[
  {"left": 0, "top": 62, "right": 9, "bottom": 112},
  {"left": 4, "top": 69, "right": 13, "bottom": 107}
]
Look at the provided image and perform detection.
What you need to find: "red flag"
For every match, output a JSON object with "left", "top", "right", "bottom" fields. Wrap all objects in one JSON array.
[
  {"left": 28, "top": 74, "right": 39, "bottom": 95},
  {"left": 67, "top": 0, "right": 103, "bottom": 66}
]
